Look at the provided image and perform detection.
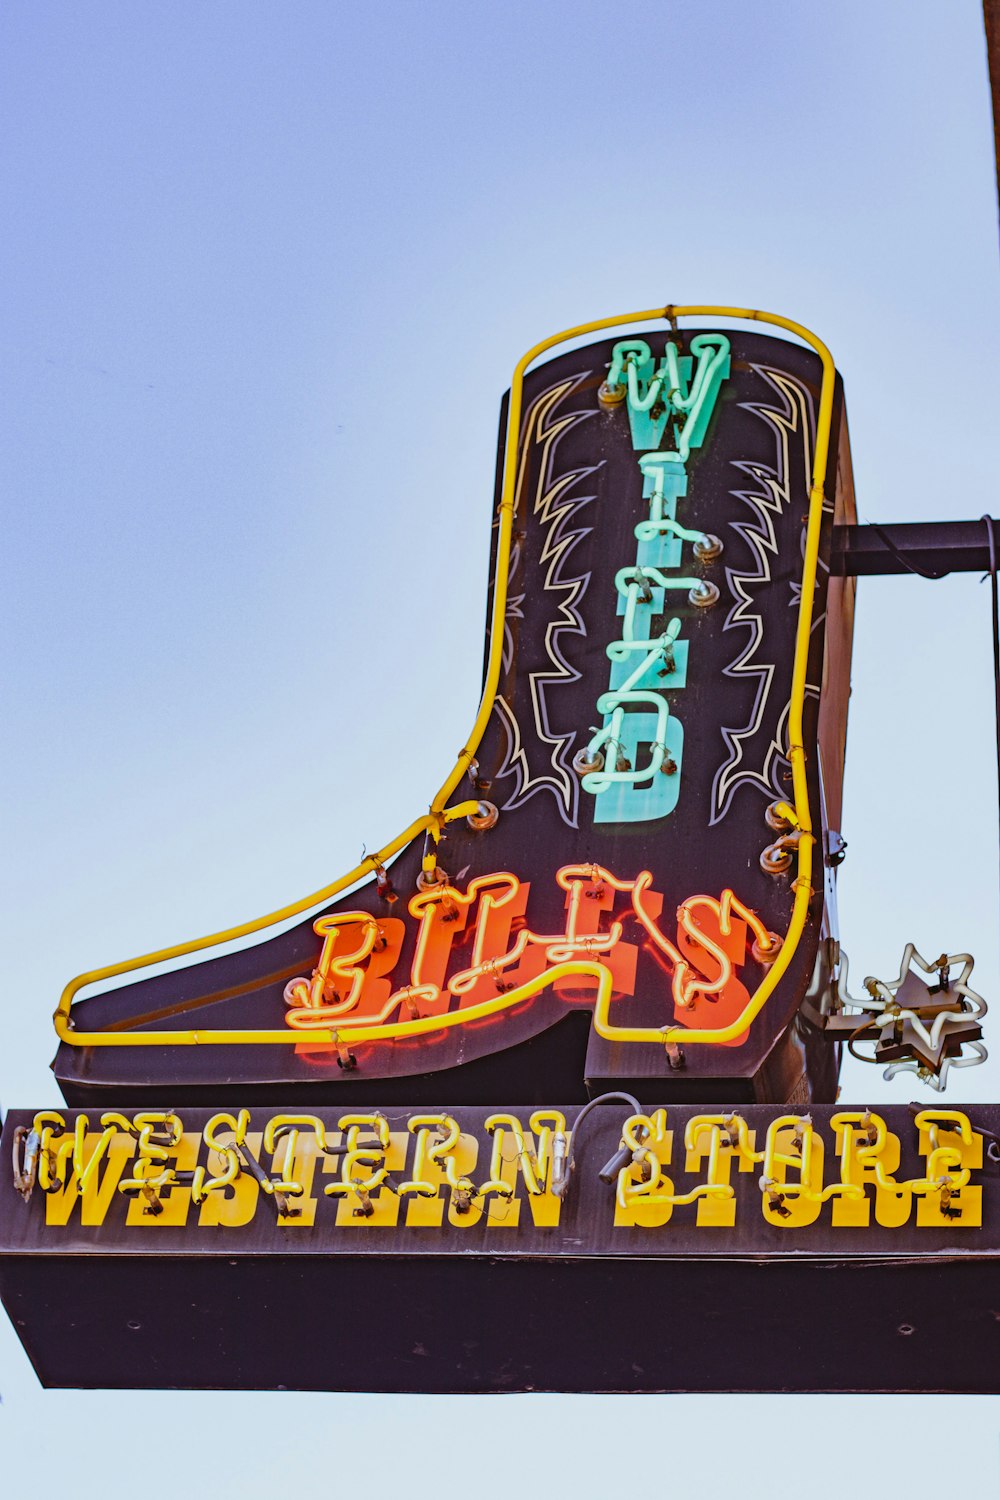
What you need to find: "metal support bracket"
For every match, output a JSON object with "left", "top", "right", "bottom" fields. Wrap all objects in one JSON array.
[{"left": 831, "top": 520, "right": 1000, "bottom": 578}]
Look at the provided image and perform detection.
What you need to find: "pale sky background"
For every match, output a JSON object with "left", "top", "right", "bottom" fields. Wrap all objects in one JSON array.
[{"left": 3, "top": 3, "right": 1000, "bottom": 1496}]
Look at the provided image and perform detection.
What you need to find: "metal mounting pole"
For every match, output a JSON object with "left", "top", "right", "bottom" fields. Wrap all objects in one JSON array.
[{"left": 831, "top": 520, "right": 1000, "bottom": 577}]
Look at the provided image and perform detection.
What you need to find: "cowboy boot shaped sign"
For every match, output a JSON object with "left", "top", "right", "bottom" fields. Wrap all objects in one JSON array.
[{"left": 52, "top": 306, "right": 855, "bottom": 1108}]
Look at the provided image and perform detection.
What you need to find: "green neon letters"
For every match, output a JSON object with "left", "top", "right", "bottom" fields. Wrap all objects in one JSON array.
[{"left": 582, "top": 336, "right": 730, "bottom": 824}]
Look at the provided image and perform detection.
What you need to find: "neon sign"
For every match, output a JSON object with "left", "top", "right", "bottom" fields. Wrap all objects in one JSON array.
[
  {"left": 281, "top": 862, "right": 779, "bottom": 1061},
  {"left": 47, "top": 307, "right": 851, "bottom": 1108},
  {"left": 8, "top": 307, "right": 994, "bottom": 1400},
  {"left": 12, "top": 1106, "right": 983, "bottom": 1233},
  {"left": 5, "top": 1101, "right": 995, "bottom": 1397}
]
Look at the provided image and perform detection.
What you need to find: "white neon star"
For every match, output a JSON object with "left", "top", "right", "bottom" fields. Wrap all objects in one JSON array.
[{"left": 832, "top": 944, "right": 987, "bottom": 1090}]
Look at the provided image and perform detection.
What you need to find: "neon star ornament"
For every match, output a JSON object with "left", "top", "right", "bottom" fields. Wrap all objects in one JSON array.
[{"left": 830, "top": 946, "right": 988, "bottom": 1090}]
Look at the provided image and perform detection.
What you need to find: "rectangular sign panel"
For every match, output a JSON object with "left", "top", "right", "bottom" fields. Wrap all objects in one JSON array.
[
  {"left": 3, "top": 1104, "right": 999, "bottom": 1392},
  {"left": 0, "top": 1103, "right": 989, "bottom": 1251}
]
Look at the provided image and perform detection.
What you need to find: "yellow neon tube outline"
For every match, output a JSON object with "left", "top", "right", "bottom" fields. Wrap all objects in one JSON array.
[
  {"left": 53, "top": 797, "right": 482, "bottom": 1047},
  {"left": 54, "top": 304, "right": 833, "bottom": 1050}
]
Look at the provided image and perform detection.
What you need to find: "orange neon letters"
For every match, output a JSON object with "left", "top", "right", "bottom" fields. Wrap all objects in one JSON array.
[{"left": 284, "top": 863, "right": 775, "bottom": 1044}]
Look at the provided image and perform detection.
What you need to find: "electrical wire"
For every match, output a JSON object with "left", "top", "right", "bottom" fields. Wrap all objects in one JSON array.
[
  {"left": 845, "top": 1018, "right": 883, "bottom": 1066},
  {"left": 560, "top": 1091, "right": 641, "bottom": 1194},
  {"left": 867, "top": 521, "right": 950, "bottom": 580},
  {"left": 982, "top": 517, "right": 1000, "bottom": 827},
  {"left": 982, "top": 516, "right": 1000, "bottom": 964}
]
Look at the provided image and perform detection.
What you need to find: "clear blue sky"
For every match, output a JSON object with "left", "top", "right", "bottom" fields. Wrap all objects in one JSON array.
[{"left": 2, "top": 3, "right": 1000, "bottom": 1495}]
